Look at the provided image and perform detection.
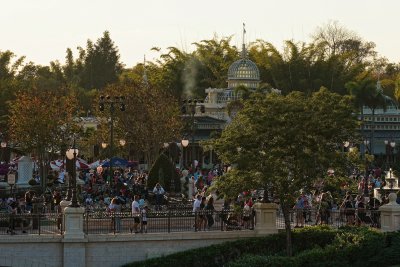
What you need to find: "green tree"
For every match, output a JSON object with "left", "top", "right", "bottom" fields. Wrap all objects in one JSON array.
[
  {"left": 192, "top": 35, "right": 238, "bottom": 89},
  {"left": 0, "top": 50, "right": 25, "bottom": 132},
  {"left": 211, "top": 87, "right": 358, "bottom": 256},
  {"left": 94, "top": 82, "right": 182, "bottom": 168},
  {"left": 9, "top": 88, "right": 79, "bottom": 187},
  {"left": 64, "top": 31, "right": 123, "bottom": 90}
]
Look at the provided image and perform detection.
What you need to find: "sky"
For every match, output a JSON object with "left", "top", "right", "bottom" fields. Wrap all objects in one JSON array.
[{"left": 1, "top": 0, "right": 400, "bottom": 67}]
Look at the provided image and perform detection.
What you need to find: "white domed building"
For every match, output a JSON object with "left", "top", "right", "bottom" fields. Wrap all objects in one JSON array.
[{"left": 182, "top": 36, "right": 271, "bottom": 168}]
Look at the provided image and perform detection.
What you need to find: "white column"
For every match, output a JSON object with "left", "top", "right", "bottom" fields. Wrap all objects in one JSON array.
[
  {"left": 63, "top": 206, "right": 85, "bottom": 239},
  {"left": 379, "top": 193, "right": 400, "bottom": 232},
  {"left": 63, "top": 206, "right": 86, "bottom": 267},
  {"left": 253, "top": 202, "right": 278, "bottom": 235}
]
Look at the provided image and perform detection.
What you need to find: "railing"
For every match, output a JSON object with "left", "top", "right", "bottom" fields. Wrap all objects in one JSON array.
[
  {"left": 0, "top": 212, "right": 62, "bottom": 235},
  {"left": 276, "top": 208, "right": 381, "bottom": 229},
  {"left": 84, "top": 209, "right": 255, "bottom": 235},
  {"left": 0, "top": 207, "right": 382, "bottom": 236}
]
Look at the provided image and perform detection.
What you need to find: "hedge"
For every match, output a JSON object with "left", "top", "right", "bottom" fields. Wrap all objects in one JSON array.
[
  {"left": 227, "top": 228, "right": 400, "bottom": 267},
  {"left": 122, "top": 226, "right": 338, "bottom": 267}
]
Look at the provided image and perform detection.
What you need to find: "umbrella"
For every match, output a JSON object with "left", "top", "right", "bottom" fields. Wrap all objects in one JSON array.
[{"left": 101, "top": 157, "right": 128, "bottom": 167}]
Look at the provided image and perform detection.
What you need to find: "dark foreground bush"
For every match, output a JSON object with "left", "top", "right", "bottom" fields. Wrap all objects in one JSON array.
[
  {"left": 227, "top": 228, "right": 400, "bottom": 267},
  {"left": 122, "top": 226, "right": 339, "bottom": 267}
]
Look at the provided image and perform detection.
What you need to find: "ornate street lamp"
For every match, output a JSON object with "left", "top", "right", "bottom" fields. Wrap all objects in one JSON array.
[
  {"left": 180, "top": 99, "right": 205, "bottom": 171},
  {"left": 119, "top": 139, "right": 126, "bottom": 147},
  {"left": 181, "top": 139, "right": 189, "bottom": 148},
  {"left": 363, "top": 139, "right": 371, "bottom": 197},
  {"left": 65, "top": 137, "right": 79, "bottom": 207},
  {"left": 99, "top": 95, "right": 125, "bottom": 185}
]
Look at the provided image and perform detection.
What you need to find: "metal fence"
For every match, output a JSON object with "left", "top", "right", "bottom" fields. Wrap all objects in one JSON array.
[
  {"left": 0, "top": 212, "right": 62, "bottom": 235},
  {"left": 276, "top": 208, "right": 381, "bottom": 229},
  {"left": 0, "top": 208, "right": 382, "bottom": 236},
  {"left": 84, "top": 209, "right": 255, "bottom": 235}
]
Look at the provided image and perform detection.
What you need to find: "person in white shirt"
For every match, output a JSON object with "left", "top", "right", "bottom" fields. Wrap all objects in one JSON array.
[
  {"left": 193, "top": 194, "right": 202, "bottom": 212},
  {"left": 130, "top": 195, "right": 140, "bottom": 233},
  {"left": 108, "top": 197, "right": 121, "bottom": 232}
]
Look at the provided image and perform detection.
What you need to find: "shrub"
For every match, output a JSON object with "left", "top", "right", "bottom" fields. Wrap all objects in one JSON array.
[
  {"left": 123, "top": 226, "right": 400, "bottom": 267},
  {"left": 123, "top": 226, "right": 337, "bottom": 267},
  {"left": 147, "top": 153, "right": 180, "bottom": 192}
]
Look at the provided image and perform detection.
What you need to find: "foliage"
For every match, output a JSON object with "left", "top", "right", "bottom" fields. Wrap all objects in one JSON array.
[
  {"left": 71, "top": 31, "right": 123, "bottom": 90},
  {"left": 210, "top": 87, "right": 358, "bottom": 255},
  {"left": 227, "top": 227, "right": 400, "bottom": 267},
  {"left": 250, "top": 22, "right": 376, "bottom": 96},
  {"left": 94, "top": 82, "right": 182, "bottom": 167},
  {"left": 9, "top": 88, "right": 79, "bottom": 186},
  {"left": 9, "top": 88, "right": 78, "bottom": 154},
  {"left": 148, "top": 153, "right": 180, "bottom": 192},
  {"left": 124, "top": 226, "right": 393, "bottom": 267},
  {"left": 212, "top": 88, "right": 358, "bottom": 203}
]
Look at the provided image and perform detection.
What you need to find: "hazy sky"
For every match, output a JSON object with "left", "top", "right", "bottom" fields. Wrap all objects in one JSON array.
[{"left": 1, "top": 0, "right": 399, "bottom": 67}]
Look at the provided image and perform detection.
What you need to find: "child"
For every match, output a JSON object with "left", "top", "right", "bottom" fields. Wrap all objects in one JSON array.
[{"left": 141, "top": 205, "right": 148, "bottom": 233}]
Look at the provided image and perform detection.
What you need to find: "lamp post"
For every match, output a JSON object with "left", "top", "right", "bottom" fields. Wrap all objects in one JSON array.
[
  {"left": 363, "top": 139, "right": 370, "bottom": 197},
  {"left": 1, "top": 132, "right": 7, "bottom": 163},
  {"left": 65, "top": 137, "right": 79, "bottom": 207},
  {"left": 181, "top": 139, "right": 189, "bottom": 169},
  {"left": 181, "top": 99, "right": 205, "bottom": 172},
  {"left": 384, "top": 140, "right": 396, "bottom": 167},
  {"left": 99, "top": 95, "right": 125, "bottom": 186},
  {"left": 1, "top": 141, "right": 6, "bottom": 163},
  {"left": 119, "top": 139, "right": 126, "bottom": 158}
]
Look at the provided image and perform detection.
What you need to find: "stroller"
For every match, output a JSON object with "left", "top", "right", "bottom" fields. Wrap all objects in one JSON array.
[{"left": 223, "top": 211, "right": 242, "bottom": 230}]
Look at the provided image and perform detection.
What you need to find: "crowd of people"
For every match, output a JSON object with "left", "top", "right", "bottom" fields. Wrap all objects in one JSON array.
[{"left": 2, "top": 161, "right": 400, "bottom": 235}]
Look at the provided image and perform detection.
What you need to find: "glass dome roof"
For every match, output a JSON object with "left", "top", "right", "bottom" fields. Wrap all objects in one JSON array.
[{"left": 227, "top": 58, "right": 260, "bottom": 81}]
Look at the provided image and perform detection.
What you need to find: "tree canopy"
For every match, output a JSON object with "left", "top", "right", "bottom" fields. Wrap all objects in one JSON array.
[{"left": 210, "top": 87, "right": 359, "bottom": 254}]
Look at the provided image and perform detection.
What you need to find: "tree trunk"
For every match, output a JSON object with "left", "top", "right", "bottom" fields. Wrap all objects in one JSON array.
[{"left": 281, "top": 198, "right": 293, "bottom": 257}]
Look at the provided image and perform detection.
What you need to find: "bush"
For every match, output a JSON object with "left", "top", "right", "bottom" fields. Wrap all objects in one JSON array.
[
  {"left": 123, "top": 226, "right": 337, "bottom": 267},
  {"left": 148, "top": 153, "right": 180, "bottom": 192},
  {"left": 124, "top": 226, "right": 400, "bottom": 267},
  {"left": 228, "top": 227, "right": 400, "bottom": 267}
]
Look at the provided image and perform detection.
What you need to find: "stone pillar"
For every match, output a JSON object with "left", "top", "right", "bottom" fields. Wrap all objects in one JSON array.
[
  {"left": 63, "top": 206, "right": 86, "bottom": 267},
  {"left": 253, "top": 202, "right": 278, "bottom": 235},
  {"left": 63, "top": 206, "right": 85, "bottom": 239},
  {"left": 379, "top": 193, "right": 400, "bottom": 232}
]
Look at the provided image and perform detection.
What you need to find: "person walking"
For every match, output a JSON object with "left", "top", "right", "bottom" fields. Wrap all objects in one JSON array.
[
  {"left": 109, "top": 197, "right": 121, "bottom": 233},
  {"left": 205, "top": 197, "right": 215, "bottom": 230},
  {"left": 130, "top": 195, "right": 140, "bottom": 234}
]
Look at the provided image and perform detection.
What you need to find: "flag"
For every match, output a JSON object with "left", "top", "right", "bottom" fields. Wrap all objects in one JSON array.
[{"left": 243, "top": 23, "right": 246, "bottom": 34}]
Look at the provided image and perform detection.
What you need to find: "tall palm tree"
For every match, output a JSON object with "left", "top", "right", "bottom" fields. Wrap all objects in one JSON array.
[{"left": 346, "top": 76, "right": 387, "bottom": 155}]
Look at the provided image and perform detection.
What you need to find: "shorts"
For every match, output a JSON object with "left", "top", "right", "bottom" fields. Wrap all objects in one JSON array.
[
  {"left": 134, "top": 217, "right": 140, "bottom": 224},
  {"left": 142, "top": 221, "right": 147, "bottom": 225}
]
